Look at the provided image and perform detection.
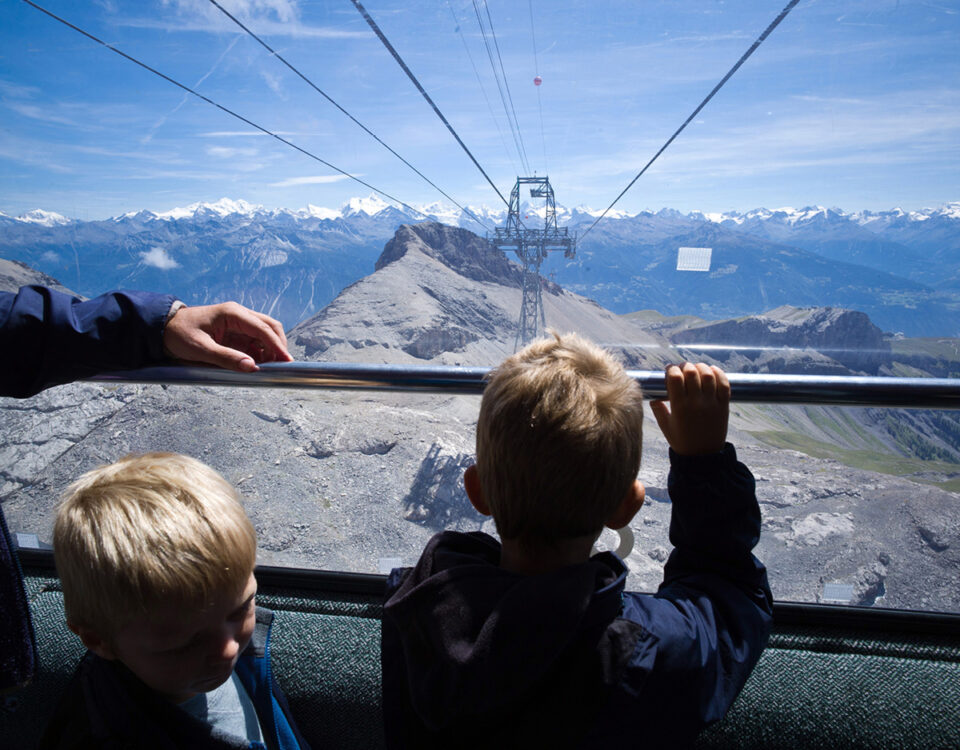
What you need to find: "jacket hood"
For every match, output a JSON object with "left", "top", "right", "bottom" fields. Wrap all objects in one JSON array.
[{"left": 383, "top": 531, "right": 627, "bottom": 729}]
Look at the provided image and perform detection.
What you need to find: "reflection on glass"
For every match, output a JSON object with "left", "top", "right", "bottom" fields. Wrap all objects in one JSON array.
[{"left": 0, "top": 1, "right": 958, "bottom": 616}]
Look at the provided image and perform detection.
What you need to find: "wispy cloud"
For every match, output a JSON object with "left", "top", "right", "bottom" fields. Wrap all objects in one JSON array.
[
  {"left": 0, "top": 137, "right": 75, "bottom": 174},
  {"left": 140, "top": 246, "right": 180, "bottom": 269},
  {"left": 260, "top": 70, "right": 284, "bottom": 97},
  {"left": 118, "top": 0, "right": 366, "bottom": 39},
  {"left": 71, "top": 145, "right": 189, "bottom": 166},
  {"left": 198, "top": 130, "right": 311, "bottom": 137},
  {"left": 142, "top": 35, "right": 241, "bottom": 144},
  {"left": 158, "top": 0, "right": 299, "bottom": 24},
  {"left": 567, "top": 87, "right": 960, "bottom": 186},
  {"left": 207, "top": 145, "right": 260, "bottom": 159},
  {"left": 269, "top": 174, "right": 353, "bottom": 187},
  {"left": 122, "top": 168, "right": 239, "bottom": 181},
  {"left": 6, "top": 102, "right": 82, "bottom": 128},
  {"left": 119, "top": 16, "right": 368, "bottom": 38},
  {"left": 0, "top": 79, "right": 41, "bottom": 99}
]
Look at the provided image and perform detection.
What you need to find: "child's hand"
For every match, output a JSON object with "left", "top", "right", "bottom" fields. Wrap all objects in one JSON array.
[{"left": 650, "top": 362, "right": 730, "bottom": 456}]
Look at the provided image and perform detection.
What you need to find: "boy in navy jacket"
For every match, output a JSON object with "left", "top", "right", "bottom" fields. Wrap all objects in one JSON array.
[
  {"left": 0, "top": 284, "right": 291, "bottom": 693},
  {"left": 41, "top": 452, "right": 309, "bottom": 750},
  {"left": 382, "top": 332, "right": 772, "bottom": 748}
]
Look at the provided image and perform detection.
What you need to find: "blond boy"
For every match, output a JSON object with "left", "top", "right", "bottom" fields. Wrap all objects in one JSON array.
[
  {"left": 382, "top": 333, "right": 772, "bottom": 748},
  {"left": 41, "top": 453, "right": 308, "bottom": 750}
]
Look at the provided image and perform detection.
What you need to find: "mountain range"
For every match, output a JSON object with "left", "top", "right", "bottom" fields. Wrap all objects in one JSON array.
[{"left": 1, "top": 198, "right": 958, "bottom": 336}]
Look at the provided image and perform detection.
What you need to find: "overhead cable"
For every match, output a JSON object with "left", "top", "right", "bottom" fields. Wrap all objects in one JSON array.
[
  {"left": 350, "top": 0, "right": 510, "bottom": 208},
  {"left": 22, "top": 0, "right": 429, "bottom": 219},
  {"left": 528, "top": 0, "right": 548, "bottom": 173},
  {"left": 481, "top": 0, "right": 530, "bottom": 173},
  {"left": 471, "top": 0, "right": 525, "bottom": 173},
  {"left": 206, "top": 0, "right": 490, "bottom": 229},
  {"left": 446, "top": 0, "right": 521, "bottom": 177},
  {"left": 580, "top": 0, "right": 802, "bottom": 243},
  {"left": 472, "top": 0, "right": 529, "bottom": 175}
]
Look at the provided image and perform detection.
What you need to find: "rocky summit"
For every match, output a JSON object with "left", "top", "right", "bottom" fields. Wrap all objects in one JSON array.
[
  {"left": 291, "top": 222, "right": 668, "bottom": 369},
  {"left": 670, "top": 305, "right": 891, "bottom": 375}
]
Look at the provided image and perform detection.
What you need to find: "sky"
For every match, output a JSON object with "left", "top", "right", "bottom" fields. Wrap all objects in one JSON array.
[{"left": 1, "top": 0, "right": 959, "bottom": 220}]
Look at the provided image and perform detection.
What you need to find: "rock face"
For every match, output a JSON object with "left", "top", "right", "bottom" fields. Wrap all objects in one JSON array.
[
  {"left": 291, "top": 222, "right": 668, "bottom": 369},
  {"left": 375, "top": 223, "right": 521, "bottom": 287},
  {"left": 671, "top": 305, "right": 891, "bottom": 374},
  {"left": 0, "top": 258, "right": 73, "bottom": 295}
]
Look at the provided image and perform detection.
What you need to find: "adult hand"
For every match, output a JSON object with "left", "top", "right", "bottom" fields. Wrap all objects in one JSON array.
[
  {"left": 650, "top": 362, "right": 730, "bottom": 455},
  {"left": 162, "top": 302, "right": 293, "bottom": 372}
]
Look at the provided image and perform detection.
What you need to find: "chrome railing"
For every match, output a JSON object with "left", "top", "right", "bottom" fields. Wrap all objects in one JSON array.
[{"left": 91, "top": 363, "right": 960, "bottom": 409}]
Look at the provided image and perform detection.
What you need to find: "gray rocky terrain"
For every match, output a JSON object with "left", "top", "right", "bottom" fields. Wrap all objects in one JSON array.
[
  {"left": 2, "top": 224, "right": 958, "bottom": 613},
  {"left": 0, "top": 258, "right": 72, "bottom": 295}
]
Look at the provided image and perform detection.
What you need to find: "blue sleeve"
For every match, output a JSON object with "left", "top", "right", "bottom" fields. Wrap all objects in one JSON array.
[
  {"left": 615, "top": 444, "right": 773, "bottom": 733},
  {"left": 0, "top": 285, "right": 176, "bottom": 398}
]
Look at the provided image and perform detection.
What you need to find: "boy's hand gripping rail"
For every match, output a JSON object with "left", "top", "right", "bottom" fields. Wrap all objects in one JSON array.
[{"left": 90, "top": 362, "right": 960, "bottom": 409}]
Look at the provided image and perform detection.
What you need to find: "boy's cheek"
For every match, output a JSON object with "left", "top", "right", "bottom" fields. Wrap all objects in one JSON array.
[{"left": 122, "top": 654, "right": 195, "bottom": 700}]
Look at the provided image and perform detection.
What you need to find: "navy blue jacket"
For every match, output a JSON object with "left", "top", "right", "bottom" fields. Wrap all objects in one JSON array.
[
  {"left": 0, "top": 285, "right": 175, "bottom": 399},
  {"left": 382, "top": 444, "right": 773, "bottom": 749},
  {"left": 0, "top": 285, "right": 175, "bottom": 692},
  {"left": 40, "top": 607, "right": 310, "bottom": 750}
]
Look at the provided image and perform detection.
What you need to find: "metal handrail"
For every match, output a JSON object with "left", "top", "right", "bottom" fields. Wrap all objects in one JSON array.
[{"left": 90, "top": 362, "right": 960, "bottom": 409}]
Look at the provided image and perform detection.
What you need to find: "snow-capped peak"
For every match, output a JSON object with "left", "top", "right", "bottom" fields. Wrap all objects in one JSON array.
[
  {"left": 341, "top": 194, "right": 393, "bottom": 217},
  {"left": 17, "top": 209, "right": 72, "bottom": 226},
  {"left": 691, "top": 210, "right": 741, "bottom": 224},
  {"left": 156, "top": 198, "right": 264, "bottom": 220},
  {"left": 304, "top": 204, "right": 341, "bottom": 220},
  {"left": 934, "top": 201, "right": 960, "bottom": 220},
  {"left": 568, "top": 205, "right": 635, "bottom": 219},
  {"left": 412, "top": 201, "right": 462, "bottom": 224}
]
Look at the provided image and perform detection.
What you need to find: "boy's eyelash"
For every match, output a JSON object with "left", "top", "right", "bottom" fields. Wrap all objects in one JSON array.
[
  {"left": 160, "top": 595, "right": 256, "bottom": 650},
  {"left": 229, "top": 595, "right": 256, "bottom": 620},
  {"left": 165, "top": 640, "right": 196, "bottom": 654}
]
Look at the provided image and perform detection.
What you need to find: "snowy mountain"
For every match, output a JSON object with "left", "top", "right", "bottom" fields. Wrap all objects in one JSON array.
[
  {"left": 682, "top": 203, "right": 960, "bottom": 293},
  {"left": 1, "top": 209, "right": 74, "bottom": 227},
  {"left": 1, "top": 197, "right": 958, "bottom": 334}
]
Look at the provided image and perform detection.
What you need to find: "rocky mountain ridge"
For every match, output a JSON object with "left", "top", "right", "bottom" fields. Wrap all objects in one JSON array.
[
  {"left": 670, "top": 305, "right": 890, "bottom": 375},
  {"left": 290, "top": 222, "right": 664, "bottom": 368}
]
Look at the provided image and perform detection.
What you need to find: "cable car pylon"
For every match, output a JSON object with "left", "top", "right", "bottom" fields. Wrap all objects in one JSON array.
[{"left": 489, "top": 176, "right": 576, "bottom": 349}]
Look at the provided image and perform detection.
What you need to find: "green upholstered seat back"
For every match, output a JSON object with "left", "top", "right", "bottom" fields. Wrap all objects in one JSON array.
[{"left": 4, "top": 567, "right": 959, "bottom": 750}]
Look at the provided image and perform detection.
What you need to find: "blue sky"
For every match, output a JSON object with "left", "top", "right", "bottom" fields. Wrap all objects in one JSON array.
[{"left": 1, "top": 0, "right": 958, "bottom": 219}]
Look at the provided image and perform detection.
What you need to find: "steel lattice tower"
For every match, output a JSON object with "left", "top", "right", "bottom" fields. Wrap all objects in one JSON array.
[{"left": 489, "top": 177, "right": 576, "bottom": 349}]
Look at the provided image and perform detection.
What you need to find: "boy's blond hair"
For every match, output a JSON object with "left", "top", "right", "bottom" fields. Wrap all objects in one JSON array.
[
  {"left": 476, "top": 332, "right": 643, "bottom": 545},
  {"left": 54, "top": 452, "right": 256, "bottom": 639}
]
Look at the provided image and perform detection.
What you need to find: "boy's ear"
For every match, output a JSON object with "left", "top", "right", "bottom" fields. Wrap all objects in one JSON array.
[
  {"left": 68, "top": 622, "right": 117, "bottom": 660},
  {"left": 464, "top": 465, "right": 491, "bottom": 516},
  {"left": 606, "top": 480, "right": 645, "bottom": 531}
]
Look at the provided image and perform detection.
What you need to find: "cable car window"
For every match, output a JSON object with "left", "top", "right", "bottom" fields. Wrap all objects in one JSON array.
[{"left": 1, "top": 1, "right": 958, "bottom": 614}]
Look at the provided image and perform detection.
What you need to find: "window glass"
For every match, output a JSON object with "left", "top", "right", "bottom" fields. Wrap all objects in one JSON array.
[{"left": 1, "top": 1, "right": 958, "bottom": 613}]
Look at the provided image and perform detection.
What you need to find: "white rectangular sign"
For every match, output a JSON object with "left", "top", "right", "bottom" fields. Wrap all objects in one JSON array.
[{"left": 677, "top": 246, "right": 713, "bottom": 272}]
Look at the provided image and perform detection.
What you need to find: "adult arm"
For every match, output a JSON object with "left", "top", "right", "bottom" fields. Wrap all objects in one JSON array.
[
  {"left": 162, "top": 300, "right": 291, "bottom": 372},
  {"left": 0, "top": 286, "right": 293, "bottom": 398},
  {"left": 0, "top": 286, "right": 175, "bottom": 398}
]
